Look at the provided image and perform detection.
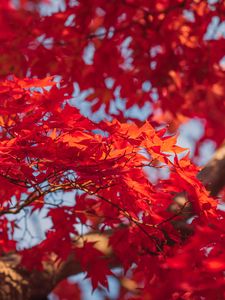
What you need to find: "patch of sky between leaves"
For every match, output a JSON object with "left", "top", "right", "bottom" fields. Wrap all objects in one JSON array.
[
  {"left": 109, "top": 87, "right": 153, "bottom": 120},
  {"left": 204, "top": 16, "right": 225, "bottom": 40},
  {"left": 11, "top": 0, "right": 67, "bottom": 15},
  {"left": 177, "top": 118, "right": 216, "bottom": 165},
  {"left": 39, "top": 0, "right": 66, "bottom": 16},
  {"left": 28, "top": 34, "right": 54, "bottom": 51},
  {"left": 71, "top": 83, "right": 109, "bottom": 122},
  {"left": 220, "top": 56, "right": 225, "bottom": 70},
  {"left": 71, "top": 82, "right": 153, "bottom": 123},
  {"left": 83, "top": 43, "right": 95, "bottom": 65},
  {"left": 65, "top": 14, "right": 76, "bottom": 27},
  {"left": 8, "top": 188, "right": 80, "bottom": 250},
  {"left": 208, "top": 0, "right": 221, "bottom": 4},
  {"left": 119, "top": 36, "right": 133, "bottom": 70},
  {"left": 183, "top": 9, "right": 195, "bottom": 22},
  {"left": 109, "top": 82, "right": 153, "bottom": 120},
  {"left": 7, "top": 206, "right": 53, "bottom": 249},
  {"left": 144, "top": 164, "right": 170, "bottom": 184},
  {"left": 177, "top": 118, "right": 204, "bottom": 155}
]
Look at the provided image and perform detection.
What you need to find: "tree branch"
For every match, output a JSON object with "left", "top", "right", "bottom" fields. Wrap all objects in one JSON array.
[
  {"left": 1, "top": 143, "right": 225, "bottom": 299},
  {"left": 198, "top": 141, "right": 225, "bottom": 196}
]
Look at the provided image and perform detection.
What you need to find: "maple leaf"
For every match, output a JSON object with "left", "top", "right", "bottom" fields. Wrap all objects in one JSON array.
[
  {"left": 75, "top": 242, "right": 112, "bottom": 290},
  {"left": 52, "top": 279, "right": 81, "bottom": 300}
]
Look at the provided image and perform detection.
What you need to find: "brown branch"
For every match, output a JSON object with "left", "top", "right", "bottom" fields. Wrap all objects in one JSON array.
[
  {"left": 198, "top": 141, "right": 225, "bottom": 196},
  {"left": 1, "top": 143, "right": 225, "bottom": 299},
  {"left": 0, "top": 231, "right": 114, "bottom": 300}
]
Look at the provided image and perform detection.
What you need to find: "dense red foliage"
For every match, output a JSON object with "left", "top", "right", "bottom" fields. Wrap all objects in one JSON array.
[{"left": 0, "top": 0, "right": 225, "bottom": 299}]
